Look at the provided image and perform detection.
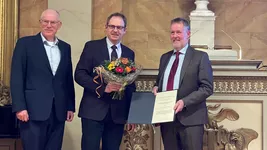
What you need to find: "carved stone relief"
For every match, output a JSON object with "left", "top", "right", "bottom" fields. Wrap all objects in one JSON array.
[
  {"left": 122, "top": 124, "right": 151, "bottom": 150},
  {"left": 204, "top": 104, "right": 258, "bottom": 150},
  {"left": 0, "top": 80, "right": 11, "bottom": 106}
]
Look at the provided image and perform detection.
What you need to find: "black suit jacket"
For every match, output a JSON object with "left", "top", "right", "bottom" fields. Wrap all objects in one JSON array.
[
  {"left": 75, "top": 37, "right": 136, "bottom": 124},
  {"left": 155, "top": 46, "right": 213, "bottom": 125},
  {"left": 10, "top": 33, "right": 75, "bottom": 121}
]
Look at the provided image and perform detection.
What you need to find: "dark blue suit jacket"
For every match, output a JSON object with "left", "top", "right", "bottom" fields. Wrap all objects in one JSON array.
[
  {"left": 75, "top": 37, "right": 136, "bottom": 124},
  {"left": 10, "top": 33, "right": 75, "bottom": 121}
]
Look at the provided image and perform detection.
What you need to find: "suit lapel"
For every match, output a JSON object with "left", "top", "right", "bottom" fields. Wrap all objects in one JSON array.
[
  {"left": 100, "top": 38, "right": 110, "bottom": 61},
  {"left": 121, "top": 45, "right": 126, "bottom": 58},
  {"left": 36, "top": 33, "right": 53, "bottom": 75},
  {"left": 179, "top": 47, "right": 194, "bottom": 86},
  {"left": 121, "top": 44, "right": 129, "bottom": 58}
]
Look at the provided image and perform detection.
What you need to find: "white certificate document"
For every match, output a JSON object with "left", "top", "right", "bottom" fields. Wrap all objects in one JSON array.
[{"left": 151, "top": 90, "right": 177, "bottom": 124}]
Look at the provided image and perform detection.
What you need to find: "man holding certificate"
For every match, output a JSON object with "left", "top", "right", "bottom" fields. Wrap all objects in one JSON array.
[{"left": 152, "top": 18, "right": 213, "bottom": 150}]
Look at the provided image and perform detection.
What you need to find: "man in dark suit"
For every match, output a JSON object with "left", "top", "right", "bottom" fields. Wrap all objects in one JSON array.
[
  {"left": 152, "top": 17, "right": 213, "bottom": 150},
  {"left": 10, "top": 9, "right": 75, "bottom": 150},
  {"left": 75, "top": 12, "right": 136, "bottom": 150}
]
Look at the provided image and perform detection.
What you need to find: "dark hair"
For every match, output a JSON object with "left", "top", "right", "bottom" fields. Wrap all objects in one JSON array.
[
  {"left": 171, "top": 17, "right": 190, "bottom": 31},
  {"left": 106, "top": 12, "right": 127, "bottom": 27}
]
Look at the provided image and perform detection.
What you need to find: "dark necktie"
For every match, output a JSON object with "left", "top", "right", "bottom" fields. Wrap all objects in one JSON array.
[
  {"left": 111, "top": 45, "right": 118, "bottom": 61},
  {"left": 166, "top": 52, "right": 181, "bottom": 91}
]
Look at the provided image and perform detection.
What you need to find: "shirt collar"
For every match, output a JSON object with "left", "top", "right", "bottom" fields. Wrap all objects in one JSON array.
[
  {"left": 106, "top": 37, "right": 121, "bottom": 50},
  {"left": 40, "top": 32, "right": 59, "bottom": 46},
  {"left": 173, "top": 43, "right": 188, "bottom": 55}
]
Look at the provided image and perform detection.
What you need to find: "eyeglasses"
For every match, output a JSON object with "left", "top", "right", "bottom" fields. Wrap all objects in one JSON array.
[
  {"left": 107, "top": 25, "right": 125, "bottom": 30},
  {"left": 40, "top": 19, "right": 60, "bottom": 26}
]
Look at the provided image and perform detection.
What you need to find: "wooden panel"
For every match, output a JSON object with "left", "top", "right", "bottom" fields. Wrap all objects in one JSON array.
[
  {"left": 15, "top": 139, "right": 23, "bottom": 150},
  {"left": 0, "top": 139, "right": 15, "bottom": 150},
  {"left": 0, "top": 146, "right": 10, "bottom": 150}
]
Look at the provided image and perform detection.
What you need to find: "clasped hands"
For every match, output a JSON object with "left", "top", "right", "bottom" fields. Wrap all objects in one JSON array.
[{"left": 152, "top": 86, "right": 184, "bottom": 114}]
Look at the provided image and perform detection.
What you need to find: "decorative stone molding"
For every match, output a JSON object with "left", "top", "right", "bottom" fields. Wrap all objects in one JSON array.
[
  {"left": 214, "top": 76, "right": 267, "bottom": 94},
  {"left": 135, "top": 76, "right": 267, "bottom": 94}
]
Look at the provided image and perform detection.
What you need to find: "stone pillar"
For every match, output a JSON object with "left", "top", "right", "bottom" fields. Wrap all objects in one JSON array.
[
  {"left": 189, "top": 0, "right": 216, "bottom": 50},
  {"left": 189, "top": 0, "right": 238, "bottom": 60}
]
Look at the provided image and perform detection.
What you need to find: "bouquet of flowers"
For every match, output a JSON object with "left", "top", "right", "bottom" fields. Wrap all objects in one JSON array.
[{"left": 94, "top": 57, "right": 142, "bottom": 100}]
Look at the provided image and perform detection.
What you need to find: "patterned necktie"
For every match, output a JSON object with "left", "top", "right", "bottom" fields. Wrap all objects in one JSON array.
[
  {"left": 111, "top": 45, "right": 118, "bottom": 61},
  {"left": 166, "top": 52, "right": 181, "bottom": 91}
]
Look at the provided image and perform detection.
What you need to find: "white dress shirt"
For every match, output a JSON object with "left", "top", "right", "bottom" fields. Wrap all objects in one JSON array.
[{"left": 41, "top": 33, "right": 61, "bottom": 76}]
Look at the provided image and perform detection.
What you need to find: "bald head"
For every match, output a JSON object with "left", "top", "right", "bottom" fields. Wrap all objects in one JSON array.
[
  {"left": 40, "top": 9, "right": 60, "bottom": 21},
  {"left": 39, "top": 9, "right": 62, "bottom": 41}
]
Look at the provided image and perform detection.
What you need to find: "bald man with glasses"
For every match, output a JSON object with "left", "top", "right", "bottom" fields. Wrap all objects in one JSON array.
[{"left": 11, "top": 9, "right": 75, "bottom": 150}]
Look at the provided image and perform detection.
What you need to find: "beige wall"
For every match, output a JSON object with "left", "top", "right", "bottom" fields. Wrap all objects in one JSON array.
[
  {"left": 19, "top": 0, "right": 47, "bottom": 37},
  {"left": 18, "top": 0, "right": 267, "bottom": 77},
  {"left": 92, "top": 0, "right": 267, "bottom": 69}
]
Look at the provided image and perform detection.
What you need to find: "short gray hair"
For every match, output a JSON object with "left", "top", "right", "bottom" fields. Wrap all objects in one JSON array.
[
  {"left": 171, "top": 17, "right": 190, "bottom": 31},
  {"left": 40, "top": 9, "right": 60, "bottom": 21}
]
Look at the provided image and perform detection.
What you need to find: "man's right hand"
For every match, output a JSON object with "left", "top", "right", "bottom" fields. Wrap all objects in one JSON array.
[
  {"left": 16, "top": 110, "right": 29, "bottom": 122},
  {"left": 105, "top": 83, "right": 122, "bottom": 93}
]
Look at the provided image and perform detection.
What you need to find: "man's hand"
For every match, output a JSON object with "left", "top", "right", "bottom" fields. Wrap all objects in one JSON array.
[
  {"left": 105, "top": 83, "right": 122, "bottom": 93},
  {"left": 66, "top": 111, "right": 74, "bottom": 122},
  {"left": 152, "top": 86, "right": 158, "bottom": 96},
  {"left": 16, "top": 110, "right": 29, "bottom": 122},
  {"left": 174, "top": 100, "right": 184, "bottom": 114},
  {"left": 126, "top": 124, "right": 136, "bottom": 132}
]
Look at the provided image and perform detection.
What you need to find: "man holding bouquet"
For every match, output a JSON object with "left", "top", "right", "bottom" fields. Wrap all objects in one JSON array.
[{"left": 75, "top": 12, "right": 136, "bottom": 150}]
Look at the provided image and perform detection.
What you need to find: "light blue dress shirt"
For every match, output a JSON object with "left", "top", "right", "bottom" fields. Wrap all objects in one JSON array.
[
  {"left": 162, "top": 44, "right": 188, "bottom": 91},
  {"left": 41, "top": 33, "right": 61, "bottom": 76}
]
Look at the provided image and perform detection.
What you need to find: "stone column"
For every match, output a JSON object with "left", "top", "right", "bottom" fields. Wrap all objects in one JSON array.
[{"left": 189, "top": 0, "right": 216, "bottom": 50}]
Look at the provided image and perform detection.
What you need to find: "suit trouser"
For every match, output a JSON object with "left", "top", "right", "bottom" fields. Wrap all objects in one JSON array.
[
  {"left": 19, "top": 104, "right": 65, "bottom": 150},
  {"left": 160, "top": 121, "right": 204, "bottom": 150},
  {"left": 81, "top": 109, "right": 125, "bottom": 150}
]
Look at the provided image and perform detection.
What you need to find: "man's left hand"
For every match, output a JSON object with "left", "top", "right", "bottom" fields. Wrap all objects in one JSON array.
[
  {"left": 66, "top": 111, "right": 74, "bottom": 122},
  {"left": 126, "top": 124, "right": 136, "bottom": 132},
  {"left": 174, "top": 100, "right": 184, "bottom": 114}
]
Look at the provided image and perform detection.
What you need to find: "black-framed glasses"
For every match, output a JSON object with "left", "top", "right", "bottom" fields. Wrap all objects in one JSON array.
[
  {"left": 40, "top": 19, "right": 60, "bottom": 26},
  {"left": 107, "top": 24, "right": 125, "bottom": 30}
]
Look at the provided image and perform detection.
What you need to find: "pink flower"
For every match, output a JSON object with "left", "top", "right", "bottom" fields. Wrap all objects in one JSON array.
[{"left": 115, "top": 67, "right": 124, "bottom": 73}]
